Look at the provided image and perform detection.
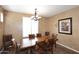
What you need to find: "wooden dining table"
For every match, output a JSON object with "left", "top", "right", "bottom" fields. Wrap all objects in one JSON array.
[{"left": 20, "top": 36, "right": 50, "bottom": 49}]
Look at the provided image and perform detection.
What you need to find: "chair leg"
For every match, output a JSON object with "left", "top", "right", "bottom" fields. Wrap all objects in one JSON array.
[
  {"left": 55, "top": 43, "right": 56, "bottom": 48},
  {"left": 51, "top": 46, "right": 53, "bottom": 54},
  {"left": 48, "top": 46, "right": 53, "bottom": 54}
]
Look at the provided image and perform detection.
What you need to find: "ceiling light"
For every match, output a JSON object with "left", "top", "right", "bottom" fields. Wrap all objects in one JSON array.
[{"left": 31, "top": 8, "right": 41, "bottom": 21}]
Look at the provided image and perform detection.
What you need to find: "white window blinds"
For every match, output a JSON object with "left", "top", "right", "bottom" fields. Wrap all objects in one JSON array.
[{"left": 23, "top": 17, "right": 38, "bottom": 37}]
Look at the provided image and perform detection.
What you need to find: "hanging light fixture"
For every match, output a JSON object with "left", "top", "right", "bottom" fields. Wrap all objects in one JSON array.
[{"left": 31, "top": 8, "right": 41, "bottom": 21}]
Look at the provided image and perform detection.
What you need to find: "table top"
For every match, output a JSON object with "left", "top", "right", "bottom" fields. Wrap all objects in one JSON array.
[{"left": 20, "top": 36, "right": 50, "bottom": 49}]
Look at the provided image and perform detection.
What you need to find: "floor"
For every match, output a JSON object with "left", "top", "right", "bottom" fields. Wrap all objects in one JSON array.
[
  {"left": 53, "top": 44, "right": 78, "bottom": 54},
  {"left": 16, "top": 44, "right": 78, "bottom": 54}
]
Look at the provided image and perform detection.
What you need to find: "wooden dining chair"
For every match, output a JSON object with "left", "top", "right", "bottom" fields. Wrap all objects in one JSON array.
[
  {"left": 29, "top": 34, "right": 35, "bottom": 39},
  {"left": 47, "top": 38, "right": 54, "bottom": 53},
  {"left": 3, "top": 34, "right": 13, "bottom": 50},
  {"left": 51, "top": 34, "right": 58, "bottom": 48},
  {"left": 45, "top": 32, "right": 50, "bottom": 36},
  {"left": 3, "top": 34, "right": 17, "bottom": 53},
  {"left": 36, "top": 33, "right": 42, "bottom": 37},
  {"left": 52, "top": 34, "right": 58, "bottom": 39},
  {"left": 35, "top": 41, "right": 47, "bottom": 54}
]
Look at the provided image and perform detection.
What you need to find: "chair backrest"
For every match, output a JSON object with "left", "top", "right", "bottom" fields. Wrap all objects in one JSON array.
[
  {"left": 32, "top": 34, "right": 35, "bottom": 38},
  {"left": 45, "top": 32, "right": 50, "bottom": 36},
  {"left": 29, "top": 34, "right": 35, "bottom": 39},
  {"left": 3, "top": 34, "right": 13, "bottom": 49},
  {"left": 3, "top": 35, "right": 12, "bottom": 42},
  {"left": 36, "top": 33, "right": 42, "bottom": 37},
  {"left": 52, "top": 33, "right": 58, "bottom": 39}
]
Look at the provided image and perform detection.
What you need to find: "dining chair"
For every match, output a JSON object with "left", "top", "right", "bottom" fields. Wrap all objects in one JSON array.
[
  {"left": 29, "top": 34, "right": 35, "bottom": 39},
  {"left": 3, "top": 34, "right": 17, "bottom": 53},
  {"left": 45, "top": 32, "right": 50, "bottom": 36},
  {"left": 51, "top": 33, "right": 58, "bottom": 48},
  {"left": 36, "top": 33, "right": 42, "bottom": 37},
  {"left": 47, "top": 38, "right": 54, "bottom": 53},
  {"left": 35, "top": 41, "right": 47, "bottom": 54},
  {"left": 3, "top": 34, "right": 13, "bottom": 50}
]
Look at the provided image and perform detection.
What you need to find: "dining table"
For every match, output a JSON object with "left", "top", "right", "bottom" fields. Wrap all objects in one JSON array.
[{"left": 20, "top": 36, "right": 50, "bottom": 49}]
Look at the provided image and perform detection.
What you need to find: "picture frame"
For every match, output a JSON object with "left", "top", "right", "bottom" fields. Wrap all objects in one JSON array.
[{"left": 58, "top": 17, "right": 72, "bottom": 35}]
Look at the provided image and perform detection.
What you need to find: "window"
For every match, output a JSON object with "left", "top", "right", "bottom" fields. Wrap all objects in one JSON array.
[
  {"left": 0, "top": 12, "right": 3, "bottom": 22},
  {"left": 23, "top": 17, "right": 38, "bottom": 37}
]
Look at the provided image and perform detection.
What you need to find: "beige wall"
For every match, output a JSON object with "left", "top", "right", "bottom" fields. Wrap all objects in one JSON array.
[
  {"left": 4, "top": 12, "right": 23, "bottom": 44},
  {"left": 39, "top": 17, "right": 48, "bottom": 35},
  {"left": 47, "top": 7, "right": 79, "bottom": 51},
  {"left": 4, "top": 11, "right": 45, "bottom": 44}
]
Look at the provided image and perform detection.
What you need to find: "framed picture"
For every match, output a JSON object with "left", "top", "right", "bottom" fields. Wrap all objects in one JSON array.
[{"left": 58, "top": 17, "right": 72, "bottom": 35}]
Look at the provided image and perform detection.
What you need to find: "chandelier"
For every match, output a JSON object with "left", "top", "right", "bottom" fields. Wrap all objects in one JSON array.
[{"left": 31, "top": 8, "right": 41, "bottom": 21}]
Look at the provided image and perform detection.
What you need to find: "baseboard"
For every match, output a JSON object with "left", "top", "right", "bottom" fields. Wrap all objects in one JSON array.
[{"left": 57, "top": 42, "right": 79, "bottom": 53}]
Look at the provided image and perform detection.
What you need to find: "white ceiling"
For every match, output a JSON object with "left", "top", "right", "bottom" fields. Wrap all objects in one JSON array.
[{"left": 2, "top": 5, "right": 78, "bottom": 17}]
